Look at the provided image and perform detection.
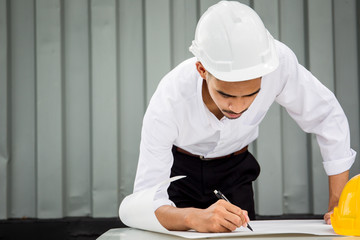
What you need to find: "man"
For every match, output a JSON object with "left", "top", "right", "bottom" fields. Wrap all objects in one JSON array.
[{"left": 133, "top": 1, "right": 356, "bottom": 233}]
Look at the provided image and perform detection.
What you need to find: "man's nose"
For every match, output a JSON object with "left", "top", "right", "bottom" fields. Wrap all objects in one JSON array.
[{"left": 229, "top": 99, "right": 246, "bottom": 113}]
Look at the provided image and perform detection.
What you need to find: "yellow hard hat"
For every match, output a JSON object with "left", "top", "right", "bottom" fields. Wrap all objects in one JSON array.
[{"left": 331, "top": 174, "right": 360, "bottom": 236}]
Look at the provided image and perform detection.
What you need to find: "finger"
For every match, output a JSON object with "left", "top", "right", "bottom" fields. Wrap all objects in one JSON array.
[
  {"left": 207, "top": 221, "right": 232, "bottom": 233},
  {"left": 219, "top": 218, "right": 238, "bottom": 232},
  {"left": 325, "top": 215, "right": 331, "bottom": 225},
  {"left": 212, "top": 201, "right": 241, "bottom": 228},
  {"left": 241, "top": 210, "right": 249, "bottom": 227},
  {"left": 216, "top": 201, "right": 249, "bottom": 227},
  {"left": 223, "top": 211, "right": 242, "bottom": 228},
  {"left": 216, "top": 225, "right": 232, "bottom": 233},
  {"left": 227, "top": 206, "right": 247, "bottom": 225},
  {"left": 227, "top": 209, "right": 247, "bottom": 227},
  {"left": 243, "top": 210, "right": 250, "bottom": 222},
  {"left": 221, "top": 201, "right": 246, "bottom": 218},
  {"left": 323, "top": 212, "right": 332, "bottom": 225}
]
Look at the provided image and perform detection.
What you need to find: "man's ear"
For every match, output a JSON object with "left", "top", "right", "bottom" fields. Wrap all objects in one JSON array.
[{"left": 195, "top": 61, "right": 207, "bottom": 79}]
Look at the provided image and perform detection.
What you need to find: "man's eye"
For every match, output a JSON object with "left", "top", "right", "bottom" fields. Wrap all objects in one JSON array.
[{"left": 220, "top": 93, "right": 229, "bottom": 98}]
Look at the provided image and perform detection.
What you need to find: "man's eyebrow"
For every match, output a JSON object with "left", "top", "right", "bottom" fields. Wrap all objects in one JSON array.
[
  {"left": 217, "top": 90, "right": 236, "bottom": 98},
  {"left": 243, "top": 88, "right": 261, "bottom": 97},
  {"left": 217, "top": 88, "right": 261, "bottom": 98}
]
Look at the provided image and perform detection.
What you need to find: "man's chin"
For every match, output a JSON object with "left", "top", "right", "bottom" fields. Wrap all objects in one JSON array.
[{"left": 224, "top": 112, "right": 242, "bottom": 119}]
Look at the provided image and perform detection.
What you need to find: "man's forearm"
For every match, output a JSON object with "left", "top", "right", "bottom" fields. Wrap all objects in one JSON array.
[
  {"left": 328, "top": 170, "right": 349, "bottom": 211},
  {"left": 155, "top": 200, "right": 249, "bottom": 232},
  {"left": 155, "top": 205, "right": 194, "bottom": 231}
]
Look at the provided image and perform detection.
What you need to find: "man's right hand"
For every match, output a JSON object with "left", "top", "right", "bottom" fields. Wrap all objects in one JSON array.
[
  {"left": 187, "top": 199, "right": 250, "bottom": 232},
  {"left": 155, "top": 199, "right": 250, "bottom": 233}
]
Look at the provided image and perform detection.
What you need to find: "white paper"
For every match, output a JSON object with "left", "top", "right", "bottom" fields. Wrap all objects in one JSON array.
[
  {"left": 166, "top": 220, "right": 337, "bottom": 239},
  {"left": 119, "top": 176, "right": 186, "bottom": 233},
  {"left": 101, "top": 221, "right": 338, "bottom": 240},
  {"left": 119, "top": 176, "right": 338, "bottom": 239}
]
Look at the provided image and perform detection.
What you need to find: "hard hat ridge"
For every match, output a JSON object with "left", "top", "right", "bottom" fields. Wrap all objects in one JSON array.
[{"left": 189, "top": 1, "right": 279, "bottom": 82}]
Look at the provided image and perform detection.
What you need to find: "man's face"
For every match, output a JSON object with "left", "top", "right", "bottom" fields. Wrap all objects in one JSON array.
[{"left": 206, "top": 75, "right": 261, "bottom": 120}]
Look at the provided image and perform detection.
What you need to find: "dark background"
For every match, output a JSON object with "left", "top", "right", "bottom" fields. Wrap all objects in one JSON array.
[{"left": 0, "top": 214, "right": 323, "bottom": 240}]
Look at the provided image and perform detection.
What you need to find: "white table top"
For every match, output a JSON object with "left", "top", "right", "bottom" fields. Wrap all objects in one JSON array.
[{"left": 97, "top": 228, "right": 359, "bottom": 240}]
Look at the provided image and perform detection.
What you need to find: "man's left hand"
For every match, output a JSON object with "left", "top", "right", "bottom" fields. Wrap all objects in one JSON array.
[
  {"left": 325, "top": 170, "right": 349, "bottom": 225},
  {"left": 323, "top": 210, "right": 333, "bottom": 225}
]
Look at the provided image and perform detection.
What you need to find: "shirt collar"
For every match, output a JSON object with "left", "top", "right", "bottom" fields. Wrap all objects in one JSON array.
[{"left": 196, "top": 76, "right": 224, "bottom": 129}]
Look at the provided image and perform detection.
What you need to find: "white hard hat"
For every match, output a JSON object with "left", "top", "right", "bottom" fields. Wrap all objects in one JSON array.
[{"left": 189, "top": 1, "right": 279, "bottom": 82}]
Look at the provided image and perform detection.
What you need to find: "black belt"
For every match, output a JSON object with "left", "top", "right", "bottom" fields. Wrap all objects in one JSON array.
[{"left": 175, "top": 145, "right": 248, "bottom": 160}]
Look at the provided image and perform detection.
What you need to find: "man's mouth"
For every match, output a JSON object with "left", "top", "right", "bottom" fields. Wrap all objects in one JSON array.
[{"left": 223, "top": 111, "right": 242, "bottom": 119}]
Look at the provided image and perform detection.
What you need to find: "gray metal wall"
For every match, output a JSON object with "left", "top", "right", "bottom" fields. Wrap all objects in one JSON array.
[{"left": 0, "top": 0, "right": 359, "bottom": 219}]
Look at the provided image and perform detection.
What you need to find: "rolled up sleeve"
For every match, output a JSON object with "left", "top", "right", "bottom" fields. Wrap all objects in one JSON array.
[
  {"left": 133, "top": 92, "right": 179, "bottom": 210},
  {"left": 275, "top": 42, "right": 356, "bottom": 175}
]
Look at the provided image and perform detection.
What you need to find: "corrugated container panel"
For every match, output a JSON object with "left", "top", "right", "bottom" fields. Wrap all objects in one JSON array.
[{"left": 0, "top": 0, "right": 358, "bottom": 219}]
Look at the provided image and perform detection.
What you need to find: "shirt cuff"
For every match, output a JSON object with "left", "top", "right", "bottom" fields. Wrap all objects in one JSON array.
[
  {"left": 323, "top": 149, "right": 357, "bottom": 176},
  {"left": 153, "top": 198, "right": 176, "bottom": 211}
]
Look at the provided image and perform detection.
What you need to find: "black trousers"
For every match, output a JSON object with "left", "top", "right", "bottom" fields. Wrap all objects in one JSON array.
[{"left": 168, "top": 146, "right": 261, "bottom": 219}]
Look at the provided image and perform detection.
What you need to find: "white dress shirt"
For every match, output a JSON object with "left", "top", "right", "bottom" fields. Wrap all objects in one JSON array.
[{"left": 134, "top": 40, "right": 356, "bottom": 210}]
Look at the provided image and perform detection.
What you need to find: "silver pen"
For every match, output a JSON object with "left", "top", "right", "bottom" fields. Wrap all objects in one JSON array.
[{"left": 214, "top": 190, "right": 253, "bottom": 231}]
